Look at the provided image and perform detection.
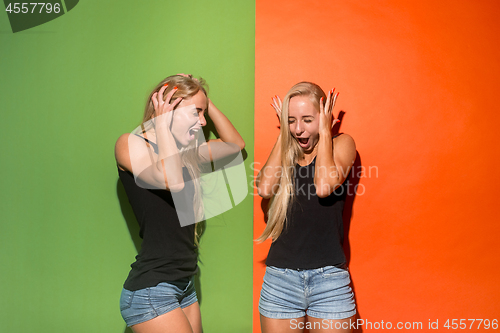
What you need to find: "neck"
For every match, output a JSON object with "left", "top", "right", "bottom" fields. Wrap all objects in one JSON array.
[{"left": 298, "top": 144, "right": 318, "bottom": 166}]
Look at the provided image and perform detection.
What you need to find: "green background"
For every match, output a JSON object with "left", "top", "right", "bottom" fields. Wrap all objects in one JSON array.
[{"left": 0, "top": 1, "right": 254, "bottom": 332}]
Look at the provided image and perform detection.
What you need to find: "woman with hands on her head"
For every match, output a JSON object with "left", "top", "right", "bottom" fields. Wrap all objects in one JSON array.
[
  {"left": 115, "top": 74, "right": 244, "bottom": 333},
  {"left": 256, "top": 82, "right": 357, "bottom": 333}
]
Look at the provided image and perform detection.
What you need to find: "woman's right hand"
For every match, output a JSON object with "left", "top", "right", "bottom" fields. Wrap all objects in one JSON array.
[
  {"left": 151, "top": 85, "right": 182, "bottom": 126},
  {"left": 271, "top": 95, "right": 282, "bottom": 122}
]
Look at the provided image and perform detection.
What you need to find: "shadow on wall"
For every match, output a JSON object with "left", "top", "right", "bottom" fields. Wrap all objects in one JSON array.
[
  {"left": 343, "top": 151, "right": 363, "bottom": 333},
  {"left": 336, "top": 111, "right": 364, "bottom": 332}
]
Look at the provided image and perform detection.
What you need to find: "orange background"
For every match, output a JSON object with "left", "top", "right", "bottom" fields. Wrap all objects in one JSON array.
[{"left": 253, "top": 0, "right": 500, "bottom": 331}]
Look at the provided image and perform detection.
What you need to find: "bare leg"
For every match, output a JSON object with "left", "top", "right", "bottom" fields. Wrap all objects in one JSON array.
[
  {"left": 261, "top": 314, "right": 306, "bottom": 333},
  {"left": 130, "top": 307, "right": 195, "bottom": 333},
  {"left": 307, "top": 315, "right": 356, "bottom": 333},
  {"left": 182, "top": 302, "right": 202, "bottom": 333}
]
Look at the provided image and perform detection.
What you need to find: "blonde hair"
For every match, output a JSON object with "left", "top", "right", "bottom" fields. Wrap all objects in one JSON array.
[
  {"left": 143, "top": 75, "right": 208, "bottom": 245},
  {"left": 257, "top": 82, "right": 326, "bottom": 242}
]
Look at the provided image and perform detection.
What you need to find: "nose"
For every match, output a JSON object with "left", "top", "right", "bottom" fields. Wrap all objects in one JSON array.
[
  {"left": 199, "top": 113, "right": 207, "bottom": 127},
  {"left": 295, "top": 121, "right": 304, "bottom": 135}
]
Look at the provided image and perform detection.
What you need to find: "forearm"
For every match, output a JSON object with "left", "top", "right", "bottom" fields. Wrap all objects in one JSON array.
[
  {"left": 207, "top": 100, "right": 245, "bottom": 150},
  {"left": 256, "top": 135, "right": 283, "bottom": 198},
  {"left": 314, "top": 130, "right": 340, "bottom": 197},
  {"left": 154, "top": 121, "right": 184, "bottom": 191}
]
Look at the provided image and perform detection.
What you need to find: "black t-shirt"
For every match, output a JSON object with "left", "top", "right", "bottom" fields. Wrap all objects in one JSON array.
[
  {"left": 266, "top": 157, "right": 347, "bottom": 269},
  {"left": 118, "top": 140, "right": 198, "bottom": 291}
]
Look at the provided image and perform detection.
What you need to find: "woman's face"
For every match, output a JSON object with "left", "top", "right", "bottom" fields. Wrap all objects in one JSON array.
[
  {"left": 288, "top": 95, "right": 320, "bottom": 153},
  {"left": 171, "top": 90, "right": 207, "bottom": 147}
]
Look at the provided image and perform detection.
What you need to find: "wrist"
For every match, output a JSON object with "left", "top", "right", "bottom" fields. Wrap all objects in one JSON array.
[
  {"left": 319, "top": 129, "right": 332, "bottom": 138},
  {"left": 207, "top": 99, "right": 216, "bottom": 114}
]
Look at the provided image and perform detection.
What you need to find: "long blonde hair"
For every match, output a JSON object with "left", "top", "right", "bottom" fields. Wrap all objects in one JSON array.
[
  {"left": 143, "top": 75, "right": 208, "bottom": 244},
  {"left": 257, "top": 82, "right": 326, "bottom": 242}
]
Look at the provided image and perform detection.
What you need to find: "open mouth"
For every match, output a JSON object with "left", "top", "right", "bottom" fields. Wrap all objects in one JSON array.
[
  {"left": 188, "top": 127, "right": 200, "bottom": 140},
  {"left": 297, "top": 137, "right": 309, "bottom": 147}
]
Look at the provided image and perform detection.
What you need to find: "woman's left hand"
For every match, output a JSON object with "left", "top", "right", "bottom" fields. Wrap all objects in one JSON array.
[{"left": 319, "top": 89, "right": 339, "bottom": 133}]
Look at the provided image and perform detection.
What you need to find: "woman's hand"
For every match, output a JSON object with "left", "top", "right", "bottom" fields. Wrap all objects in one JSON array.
[
  {"left": 177, "top": 73, "right": 195, "bottom": 80},
  {"left": 271, "top": 95, "right": 282, "bottom": 122},
  {"left": 319, "top": 89, "right": 339, "bottom": 133},
  {"left": 151, "top": 85, "right": 182, "bottom": 126}
]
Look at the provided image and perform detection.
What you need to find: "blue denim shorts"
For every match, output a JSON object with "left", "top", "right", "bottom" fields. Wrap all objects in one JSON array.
[
  {"left": 120, "top": 276, "right": 198, "bottom": 327},
  {"left": 259, "top": 265, "right": 356, "bottom": 320}
]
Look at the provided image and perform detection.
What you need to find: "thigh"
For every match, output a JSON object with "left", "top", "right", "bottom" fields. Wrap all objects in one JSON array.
[
  {"left": 120, "top": 286, "right": 180, "bottom": 327},
  {"left": 131, "top": 307, "right": 194, "bottom": 333},
  {"left": 182, "top": 302, "right": 202, "bottom": 333},
  {"left": 307, "top": 315, "right": 356, "bottom": 333},
  {"left": 261, "top": 314, "right": 306, "bottom": 333},
  {"left": 306, "top": 266, "right": 356, "bottom": 321},
  {"left": 121, "top": 278, "right": 196, "bottom": 328},
  {"left": 259, "top": 266, "right": 307, "bottom": 320}
]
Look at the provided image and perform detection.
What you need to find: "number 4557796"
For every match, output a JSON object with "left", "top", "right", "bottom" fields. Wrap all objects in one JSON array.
[
  {"left": 5, "top": 3, "right": 61, "bottom": 14},
  {"left": 444, "top": 319, "right": 498, "bottom": 330}
]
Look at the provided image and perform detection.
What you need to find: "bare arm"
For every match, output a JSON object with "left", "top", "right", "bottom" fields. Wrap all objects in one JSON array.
[
  {"left": 115, "top": 85, "right": 185, "bottom": 192},
  {"left": 198, "top": 98, "right": 245, "bottom": 162},
  {"left": 315, "top": 90, "right": 356, "bottom": 198}
]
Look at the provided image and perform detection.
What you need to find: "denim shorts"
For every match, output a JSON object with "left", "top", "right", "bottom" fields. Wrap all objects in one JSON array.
[
  {"left": 120, "top": 276, "right": 198, "bottom": 327},
  {"left": 259, "top": 265, "right": 356, "bottom": 320}
]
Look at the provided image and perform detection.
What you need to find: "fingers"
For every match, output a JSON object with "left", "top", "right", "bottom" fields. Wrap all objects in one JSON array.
[
  {"left": 325, "top": 88, "right": 339, "bottom": 112},
  {"left": 331, "top": 89, "right": 338, "bottom": 110},
  {"left": 152, "top": 92, "right": 159, "bottom": 109},
  {"left": 271, "top": 96, "right": 282, "bottom": 114},
  {"left": 171, "top": 97, "right": 182, "bottom": 109},
  {"left": 152, "top": 84, "right": 181, "bottom": 116},
  {"left": 271, "top": 97, "right": 279, "bottom": 111},
  {"left": 328, "top": 88, "right": 335, "bottom": 111},
  {"left": 177, "top": 73, "right": 199, "bottom": 83},
  {"left": 271, "top": 96, "right": 278, "bottom": 109},
  {"left": 329, "top": 89, "right": 340, "bottom": 128},
  {"left": 324, "top": 91, "right": 331, "bottom": 115},
  {"left": 156, "top": 84, "right": 168, "bottom": 107},
  {"left": 271, "top": 95, "right": 282, "bottom": 120},
  {"left": 164, "top": 85, "right": 178, "bottom": 105}
]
